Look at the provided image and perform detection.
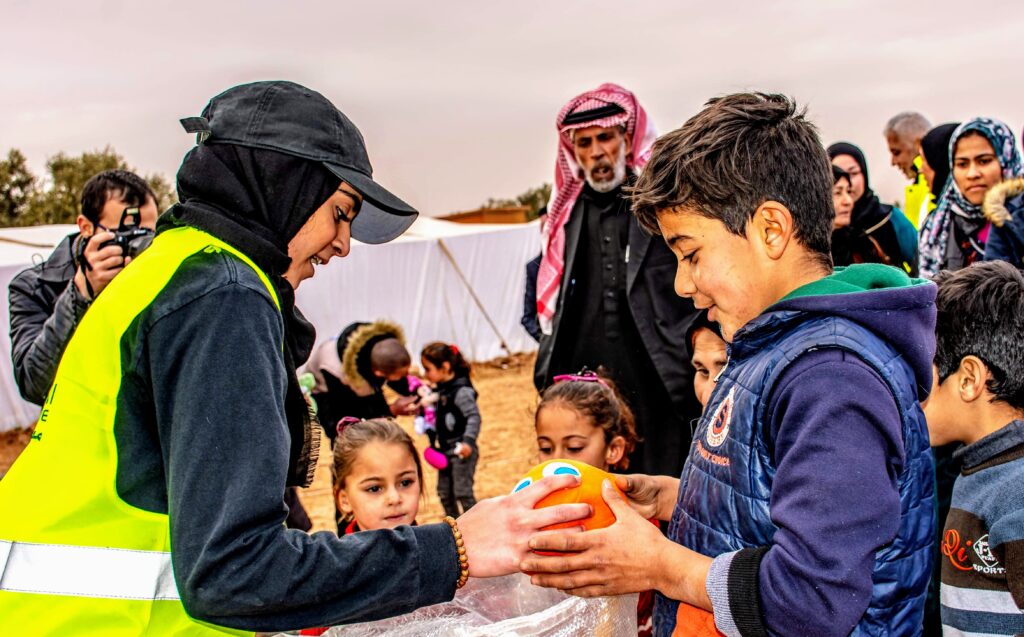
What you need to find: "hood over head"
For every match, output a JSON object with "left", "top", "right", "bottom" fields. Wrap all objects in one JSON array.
[
  {"left": 339, "top": 319, "right": 406, "bottom": 392},
  {"left": 984, "top": 177, "right": 1024, "bottom": 228},
  {"left": 159, "top": 143, "right": 338, "bottom": 487}
]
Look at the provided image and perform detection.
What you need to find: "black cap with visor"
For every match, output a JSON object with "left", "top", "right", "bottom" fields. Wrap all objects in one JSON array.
[{"left": 180, "top": 81, "right": 417, "bottom": 244}]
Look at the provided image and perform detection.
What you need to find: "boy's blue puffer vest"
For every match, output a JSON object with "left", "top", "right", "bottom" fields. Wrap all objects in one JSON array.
[{"left": 654, "top": 310, "right": 934, "bottom": 637}]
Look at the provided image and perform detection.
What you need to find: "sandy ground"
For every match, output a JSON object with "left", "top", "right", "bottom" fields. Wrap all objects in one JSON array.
[
  {"left": 0, "top": 353, "right": 543, "bottom": 531},
  {"left": 0, "top": 428, "right": 33, "bottom": 478}
]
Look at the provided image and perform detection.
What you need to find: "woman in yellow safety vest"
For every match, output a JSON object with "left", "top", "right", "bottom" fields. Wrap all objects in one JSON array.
[{"left": 0, "top": 81, "right": 587, "bottom": 636}]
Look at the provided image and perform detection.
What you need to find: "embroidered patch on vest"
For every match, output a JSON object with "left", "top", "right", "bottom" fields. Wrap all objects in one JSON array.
[
  {"left": 696, "top": 440, "right": 730, "bottom": 466},
  {"left": 705, "top": 386, "right": 735, "bottom": 448}
]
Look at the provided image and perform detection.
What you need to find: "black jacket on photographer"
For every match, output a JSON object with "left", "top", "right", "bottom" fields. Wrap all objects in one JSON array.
[
  {"left": 534, "top": 176, "right": 702, "bottom": 478},
  {"left": 8, "top": 233, "right": 92, "bottom": 405}
]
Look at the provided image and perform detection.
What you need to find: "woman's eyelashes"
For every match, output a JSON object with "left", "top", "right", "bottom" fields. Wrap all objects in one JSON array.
[{"left": 334, "top": 205, "right": 355, "bottom": 224}]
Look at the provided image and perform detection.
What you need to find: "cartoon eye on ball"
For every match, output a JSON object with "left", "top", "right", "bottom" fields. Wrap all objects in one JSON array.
[
  {"left": 541, "top": 461, "right": 582, "bottom": 479},
  {"left": 512, "top": 477, "right": 533, "bottom": 494}
]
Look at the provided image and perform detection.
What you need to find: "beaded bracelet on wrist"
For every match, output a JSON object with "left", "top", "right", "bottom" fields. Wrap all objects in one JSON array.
[{"left": 442, "top": 516, "right": 470, "bottom": 589}]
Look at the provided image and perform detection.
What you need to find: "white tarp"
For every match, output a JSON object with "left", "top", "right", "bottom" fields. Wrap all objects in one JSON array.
[{"left": 0, "top": 218, "right": 540, "bottom": 432}]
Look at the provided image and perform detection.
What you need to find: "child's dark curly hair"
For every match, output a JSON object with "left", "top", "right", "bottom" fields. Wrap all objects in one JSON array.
[
  {"left": 933, "top": 261, "right": 1024, "bottom": 410},
  {"left": 537, "top": 371, "right": 639, "bottom": 470}
]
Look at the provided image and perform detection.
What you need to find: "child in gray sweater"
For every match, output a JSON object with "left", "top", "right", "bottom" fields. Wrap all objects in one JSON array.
[{"left": 924, "top": 261, "right": 1024, "bottom": 635}]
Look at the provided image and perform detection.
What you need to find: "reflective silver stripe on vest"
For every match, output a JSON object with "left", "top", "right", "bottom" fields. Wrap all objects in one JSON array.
[{"left": 0, "top": 540, "right": 180, "bottom": 601}]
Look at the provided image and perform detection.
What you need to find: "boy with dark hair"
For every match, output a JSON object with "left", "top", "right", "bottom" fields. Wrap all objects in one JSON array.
[
  {"left": 8, "top": 169, "right": 159, "bottom": 404},
  {"left": 525, "top": 93, "right": 936, "bottom": 637},
  {"left": 925, "top": 261, "right": 1024, "bottom": 635},
  {"left": 369, "top": 336, "right": 413, "bottom": 377},
  {"left": 302, "top": 320, "right": 420, "bottom": 441}
]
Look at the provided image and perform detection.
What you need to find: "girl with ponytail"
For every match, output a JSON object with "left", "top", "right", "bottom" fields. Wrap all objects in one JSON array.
[{"left": 421, "top": 342, "right": 480, "bottom": 516}]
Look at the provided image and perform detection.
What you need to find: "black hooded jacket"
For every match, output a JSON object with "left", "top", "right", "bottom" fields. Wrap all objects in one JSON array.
[{"left": 110, "top": 144, "right": 457, "bottom": 631}]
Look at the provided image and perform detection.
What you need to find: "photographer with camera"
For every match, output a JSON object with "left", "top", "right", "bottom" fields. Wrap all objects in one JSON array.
[{"left": 8, "top": 169, "right": 158, "bottom": 405}]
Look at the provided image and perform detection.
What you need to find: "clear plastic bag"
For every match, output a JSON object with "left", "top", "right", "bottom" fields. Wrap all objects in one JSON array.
[{"left": 318, "top": 574, "right": 637, "bottom": 636}]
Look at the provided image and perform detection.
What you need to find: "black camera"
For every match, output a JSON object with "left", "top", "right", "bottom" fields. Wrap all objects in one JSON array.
[{"left": 100, "top": 207, "right": 154, "bottom": 259}]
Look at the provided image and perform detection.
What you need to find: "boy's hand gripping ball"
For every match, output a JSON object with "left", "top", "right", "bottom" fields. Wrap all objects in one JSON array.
[{"left": 512, "top": 459, "right": 625, "bottom": 533}]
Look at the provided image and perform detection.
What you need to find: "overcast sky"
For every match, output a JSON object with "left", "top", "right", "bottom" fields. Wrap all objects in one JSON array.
[{"left": 2, "top": 0, "right": 1022, "bottom": 216}]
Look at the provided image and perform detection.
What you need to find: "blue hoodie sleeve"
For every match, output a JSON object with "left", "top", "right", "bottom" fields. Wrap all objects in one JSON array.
[{"left": 710, "top": 348, "right": 905, "bottom": 637}]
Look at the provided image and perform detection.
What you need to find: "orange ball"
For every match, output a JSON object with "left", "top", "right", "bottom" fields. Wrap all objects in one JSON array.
[{"left": 511, "top": 459, "right": 624, "bottom": 532}]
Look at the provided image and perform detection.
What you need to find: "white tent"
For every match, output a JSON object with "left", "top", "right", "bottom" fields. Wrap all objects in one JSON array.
[{"left": 0, "top": 218, "right": 540, "bottom": 432}]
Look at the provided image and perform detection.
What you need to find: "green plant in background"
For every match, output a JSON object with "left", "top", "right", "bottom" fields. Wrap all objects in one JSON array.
[
  {"left": 0, "top": 146, "right": 174, "bottom": 227},
  {"left": 482, "top": 182, "right": 551, "bottom": 220}
]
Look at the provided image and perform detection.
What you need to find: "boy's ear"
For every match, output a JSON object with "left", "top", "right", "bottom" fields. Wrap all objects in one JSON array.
[
  {"left": 957, "top": 356, "right": 989, "bottom": 403},
  {"left": 372, "top": 369, "right": 386, "bottom": 378},
  {"left": 606, "top": 435, "right": 626, "bottom": 467},
  {"left": 752, "top": 201, "right": 795, "bottom": 261}
]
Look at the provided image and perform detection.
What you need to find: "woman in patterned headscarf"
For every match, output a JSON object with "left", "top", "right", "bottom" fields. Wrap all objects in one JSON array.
[{"left": 919, "top": 117, "right": 1023, "bottom": 276}]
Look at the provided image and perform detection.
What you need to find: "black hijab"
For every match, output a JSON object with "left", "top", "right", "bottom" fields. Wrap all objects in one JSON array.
[
  {"left": 826, "top": 142, "right": 891, "bottom": 231},
  {"left": 920, "top": 123, "right": 960, "bottom": 200},
  {"left": 159, "top": 143, "right": 338, "bottom": 486}
]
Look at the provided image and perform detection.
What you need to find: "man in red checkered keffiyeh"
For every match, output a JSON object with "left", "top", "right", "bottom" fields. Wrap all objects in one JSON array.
[
  {"left": 536, "top": 83, "right": 658, "bottom": 332},
  {"left": 531, "top": 83, "right": 701, "bottom": 479}
]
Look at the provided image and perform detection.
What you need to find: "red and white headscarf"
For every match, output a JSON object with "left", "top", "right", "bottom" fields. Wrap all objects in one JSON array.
[{"left": 536, "top": 83, "right": 657, "bottom": 334}]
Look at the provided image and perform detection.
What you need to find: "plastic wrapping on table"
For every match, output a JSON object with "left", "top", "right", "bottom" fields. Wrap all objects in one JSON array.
[{"left": 292, "top": 574, "right": 638, "bottom": 636}]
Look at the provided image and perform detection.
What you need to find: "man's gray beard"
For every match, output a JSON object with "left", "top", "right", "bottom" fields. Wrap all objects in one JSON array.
[{"left": 584, "top": 144, "right": 628, "bottom": 193}]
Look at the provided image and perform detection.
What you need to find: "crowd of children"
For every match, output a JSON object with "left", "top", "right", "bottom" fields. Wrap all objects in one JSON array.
[
  {"left": 289, "top": 94, "right": 1024, "bottom": 636},
  {"left": 302, "top": 330, "right": 483, "bottom": 532}
]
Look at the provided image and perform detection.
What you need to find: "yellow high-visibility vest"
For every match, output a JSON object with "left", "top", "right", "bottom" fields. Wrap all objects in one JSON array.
[
  {"left": 904, "top": 155, "right": 932, "bottom": 229},
  {"left": 0, "top": 226, "right": 274, "bottom": 636}
]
